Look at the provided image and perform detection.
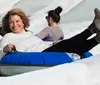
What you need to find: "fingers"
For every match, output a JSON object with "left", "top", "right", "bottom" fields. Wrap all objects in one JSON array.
[
  {"left": 3, "top": 44, "right": 17, "bottom": 53},
  {"left": 12, "top": 45, "right": 18, "bottom": 52},
  {"left": 7, "top": 44, "right": 14, "bottom": 52}
]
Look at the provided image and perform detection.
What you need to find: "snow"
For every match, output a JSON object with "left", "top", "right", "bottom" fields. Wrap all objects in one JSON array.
[
  {"left": 0, "top": 63, "right": 87, "bottom": 85},
  {"left": 0, "top": 0, "right": 100, "bottom": 85}
]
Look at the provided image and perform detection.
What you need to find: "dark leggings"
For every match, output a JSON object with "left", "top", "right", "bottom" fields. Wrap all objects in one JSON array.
[{"left": 42, "top": 29, "right": 98, "bottom": 56}]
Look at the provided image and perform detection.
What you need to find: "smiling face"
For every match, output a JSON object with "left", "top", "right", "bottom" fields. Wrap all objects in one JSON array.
[{"left": 9, "top": 15, "right": 25, "bottom": 33}]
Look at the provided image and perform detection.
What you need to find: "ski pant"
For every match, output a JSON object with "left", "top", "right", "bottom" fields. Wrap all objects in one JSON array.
[{"left": 42, "top": 29, "right": 98, "bottom": 56}]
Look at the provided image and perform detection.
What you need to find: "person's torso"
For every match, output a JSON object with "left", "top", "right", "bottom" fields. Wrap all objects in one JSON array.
[
  {"left": 47, "top": 26, "right": 64, "bottom": 41},
  {"left": 0, "top": 31, "right": 49, "bottom": 52}
]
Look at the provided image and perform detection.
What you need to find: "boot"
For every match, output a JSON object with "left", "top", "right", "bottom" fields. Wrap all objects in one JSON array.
[
  {"left": 88, "top": 8, "right": 100, "bottom": 34},
  {"left": 95, "top": 32, "right": 100, "bottom": 43},
  {"left": 94, "top": 19, "right": 100, "bottom": 43}
]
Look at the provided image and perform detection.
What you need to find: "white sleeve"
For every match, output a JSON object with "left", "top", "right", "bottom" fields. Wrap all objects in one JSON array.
[
  {"left": 0, "top": 34, "right": 10, "bottom": 60},
  {"left": 0, "top": 49, "right": 6, "bottom": 60},
  {"left": 0, "top": 41, "right": 6, "bottom": 60}
]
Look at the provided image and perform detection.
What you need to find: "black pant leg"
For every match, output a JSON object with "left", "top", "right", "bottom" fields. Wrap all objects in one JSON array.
[
  {"left": 67, "top": 29, "right": 92, "bottom": 42},
  {"left": 43, "top": 29, "right": 98, "bottom": 55},
  {"left": 81, "top": 37, "right": 98, "bottom": 53}
]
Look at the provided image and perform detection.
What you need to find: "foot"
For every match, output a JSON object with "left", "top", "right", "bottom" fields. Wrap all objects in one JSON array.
[
  {"left": 95, "top": 19, "right": 100, "bottom": 31},
  {"left": 94, "top": 19, "right": 100, "bottom": 43},
  {"left": 95, "top": 32, "right": 100, "bottom": 43},
  {"left": 94, "top": 8, "right": 100, "bottom": 20},
  {"left": 88, "top": 8, "right": 100, "bottom": 34}
]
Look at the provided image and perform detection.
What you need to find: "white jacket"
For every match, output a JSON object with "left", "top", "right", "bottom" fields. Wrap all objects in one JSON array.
[{"left": 0, "top": 31, "right": 51, "bottom": 60}]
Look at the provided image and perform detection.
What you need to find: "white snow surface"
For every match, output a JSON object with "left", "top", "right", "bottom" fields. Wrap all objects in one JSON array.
[{"left": 0, "top": 0, "right": 100, "bottom": 85}]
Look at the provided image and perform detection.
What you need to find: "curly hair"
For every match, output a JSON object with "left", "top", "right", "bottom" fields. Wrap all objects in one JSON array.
[{"left": 1, "top": 8, "right": 29, "bottom": 36}]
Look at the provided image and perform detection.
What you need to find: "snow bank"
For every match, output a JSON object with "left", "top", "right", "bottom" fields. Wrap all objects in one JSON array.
[
  {"left": 0, "top": 63, "right": 87, "bottom": 85},
  {"left": 75, "top": 54, "right": 100, "bottom": 85},
  {"left": 0, "top": 0, "right": 20, "bottom": 14}
]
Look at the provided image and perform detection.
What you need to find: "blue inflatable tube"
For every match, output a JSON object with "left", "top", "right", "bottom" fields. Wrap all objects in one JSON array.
[{"left": 0, "top": 52, "right": 93, "bottom": 65}]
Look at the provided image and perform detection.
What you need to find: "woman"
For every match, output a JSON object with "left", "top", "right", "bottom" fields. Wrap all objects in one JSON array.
[
  {"left": 0, "top": 8, "right": 100, "bottom": 60},
  {"left": 0, "top": 8, "right": 26, "bottom": 36},
  {"left": 36, "top": 6, "right": 64, "bottom": 41}
]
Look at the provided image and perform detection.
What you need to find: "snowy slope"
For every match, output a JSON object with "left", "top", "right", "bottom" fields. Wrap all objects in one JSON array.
[
  {"left": 0, "top": 0, "right": 100, "bottom": 55},
  {"left": 0, "top": 63, "right": 87, "bottom": 85},
  {"left": 0, "top": 0, "right": 100, "bottom": 85}
]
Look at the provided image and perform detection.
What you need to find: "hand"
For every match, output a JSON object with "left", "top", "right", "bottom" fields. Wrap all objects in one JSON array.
[
  {"left": 52, "top": 40, "right": 61, "bottom": 45},
  {"left": 3, "top": 44, "right": 17, "bottom": 53},
  {"left": 52, "top": 41, "right": 59, "bottom": 45}
]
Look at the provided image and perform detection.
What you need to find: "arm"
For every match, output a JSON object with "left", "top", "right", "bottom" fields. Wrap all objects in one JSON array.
[
  {"left": 52, "top": 40, "right": 61, "bottom": 45},
  {"left": 0, "top": 44, "right": 17, "bottom": 60},
  {"left": 0, "top": 35, "right": 9, "bottom": 60},
  {"left": 3, "top": 44, "right": 17, "bottom": 53},
  {"left": 0, "top": 34, "right": 18, "bottom": 60}
]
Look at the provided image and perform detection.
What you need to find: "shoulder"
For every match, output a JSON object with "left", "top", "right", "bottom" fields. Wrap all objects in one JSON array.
[
  {"left": 39, "top": 27, "right": 51, "bottom": 33},
  {"left": 46, "top": 26, "right": 61, "bottom": 30},
  {"left": 45, "top": 26, "right": 54, "bottom": 29},
  {"left": 0, "top": 33, "right": 15, "bottom": 42},
  {"left": 0, "top": 33, "right": 14, "bottom": 45},
  {"left": 3, "top": 33, "right": 15, "bottom": 38},
  {"left": 43, "top": 26, "right": 54, "bottom": 32}
]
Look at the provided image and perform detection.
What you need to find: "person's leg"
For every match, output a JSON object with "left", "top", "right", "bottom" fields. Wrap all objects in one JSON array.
[
  {"left": 43, "top": 29, "right": 97, "bottom": 54},
  {"left": 43, "top": 8, "right": 100, "bottom": 55},
  {"left": 43, "top": 36, "right": 98, "bottom": 56},
  {"left": 78, "top": 37, "right": 98, "bottom": 55},
  {"left": 88, "top": 8, "right": 100, "bottom": 34}
]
